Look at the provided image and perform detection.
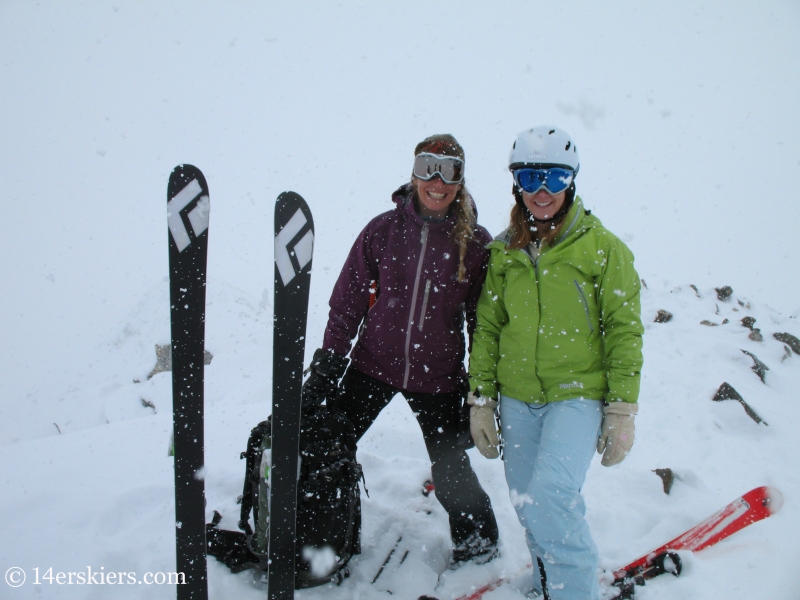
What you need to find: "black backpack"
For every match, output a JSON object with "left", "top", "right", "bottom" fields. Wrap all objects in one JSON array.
[{"left": 206, "top": 406, "right": 363, "bottom": 588}]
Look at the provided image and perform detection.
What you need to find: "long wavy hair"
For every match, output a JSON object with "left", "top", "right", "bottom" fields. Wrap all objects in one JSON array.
[{"left": 506, "top": 183, "right": 576, "bottom": 250}]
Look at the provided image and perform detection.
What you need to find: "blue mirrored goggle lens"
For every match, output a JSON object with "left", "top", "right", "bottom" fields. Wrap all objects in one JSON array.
[{"left": 514, "top": 168, "right": 574, "bottom": 194}]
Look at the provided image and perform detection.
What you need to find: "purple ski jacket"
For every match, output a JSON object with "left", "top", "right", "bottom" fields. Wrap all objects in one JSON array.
[{"left": 322, "top": 183, "right": 493, "bottom": 394}]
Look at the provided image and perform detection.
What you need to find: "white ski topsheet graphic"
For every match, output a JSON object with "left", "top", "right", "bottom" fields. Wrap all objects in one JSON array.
[
  {"left": 168, "top": 178, "right": 210, "bottom": 252},
  {"left": 275, "top": 207, "right": 314, "bottom": 286}
]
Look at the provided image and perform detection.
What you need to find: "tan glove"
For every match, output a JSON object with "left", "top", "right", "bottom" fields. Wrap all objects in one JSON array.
[
  {"left": 468, "top": 392, "right": 499, "bottom": 459},
  {"left": 597, "top": 402, "right": 638, "bottom": 466}
]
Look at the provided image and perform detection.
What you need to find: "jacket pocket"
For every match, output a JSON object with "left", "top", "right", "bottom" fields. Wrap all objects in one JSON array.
[{"left": 574, "top": 279, "right": 594, "bottom": 333}]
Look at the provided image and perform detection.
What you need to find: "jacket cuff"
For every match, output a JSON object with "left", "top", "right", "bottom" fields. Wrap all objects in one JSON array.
[
  {"left": 603, "top": 401, "right": 638, "bottom": 415},
  {"left": 470, "top": 379, "right": 497, "bottom": 400}
]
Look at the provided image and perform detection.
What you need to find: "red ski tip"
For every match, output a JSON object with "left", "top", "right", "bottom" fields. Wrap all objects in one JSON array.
[
  {"left": 613, "top": 485, "right": 783, "bottom": 586},
  {"left": 763, "top": 486, "right": 784, "bottom": 515}
]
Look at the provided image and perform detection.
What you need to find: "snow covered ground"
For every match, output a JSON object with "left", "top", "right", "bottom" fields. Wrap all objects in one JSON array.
[{"left": 1, "top": 2, "right": 799, "bottom": 599}]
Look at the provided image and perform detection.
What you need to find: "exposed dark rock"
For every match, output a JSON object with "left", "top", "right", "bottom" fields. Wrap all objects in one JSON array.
[
  {"left": 741, "top": 350, "right": 769, "bottom": 383},
  {"left": 701, "top": 318, "right": 729, "bottom": 326},
  {"left": 713, "top": 382, "right": 743, "bottom": 402},
  {"left": 740, "top": 317, "right": 756, "bottom": 331},
  {"left": 781, "top": 345, "right": 793, "bottom": 362},
  {"left": 655, "top": 310, "right": 673, "bottom": 323},
  {"left": 689, "top": 284, "right": 700, "bottom": 297},
  {"left": 653, "top": 468, "right": 674, "bottom": 494},
  {"left": 774, "top": 332, "right": 800, "bottom": 354},
  {"left": 748, "top": 329, "right": 763, "bottom": 342},
  {"left": 141, "top": 398, "right": 156, "bottom": 413},
  {"left": 712, "top": 382, "right": 767, "bottom": 425},
  {"left": 641, "top": 279, "right": 648, "bottom": 289},
  {"left": 715, "top": 286, "right": 733, "bottom": 301}
]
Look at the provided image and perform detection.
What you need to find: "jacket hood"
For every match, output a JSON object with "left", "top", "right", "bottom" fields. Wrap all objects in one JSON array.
[{"left": 392, "top": 182, "right": 414, "bottom": 208}]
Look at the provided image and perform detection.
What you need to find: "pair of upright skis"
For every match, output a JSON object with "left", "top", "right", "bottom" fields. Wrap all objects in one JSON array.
[{"left": 167, "top": 165, "right": 312, "bottom": 600}]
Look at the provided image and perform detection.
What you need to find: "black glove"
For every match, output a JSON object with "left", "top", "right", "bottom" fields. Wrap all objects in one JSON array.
[{"left": 301, "top": 348, "right": 349, "bottom": 410}]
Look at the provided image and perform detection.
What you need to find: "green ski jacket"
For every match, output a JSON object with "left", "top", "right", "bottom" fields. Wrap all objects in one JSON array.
[{"left": 469, "top": 198, "right": 644, "bottom": 405}]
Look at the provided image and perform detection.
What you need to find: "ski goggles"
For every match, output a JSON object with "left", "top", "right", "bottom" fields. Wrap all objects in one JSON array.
[
  {"left": 513, "top": 167, "right": 574, "bottom": 194},
  {"left": 413, "top": 153, "right": 465, "bottom": 184}
]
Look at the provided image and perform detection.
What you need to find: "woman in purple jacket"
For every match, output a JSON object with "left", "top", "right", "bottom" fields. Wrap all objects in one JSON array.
[{"left": 301, "top": 134, "right": 499, "bottom": 565}]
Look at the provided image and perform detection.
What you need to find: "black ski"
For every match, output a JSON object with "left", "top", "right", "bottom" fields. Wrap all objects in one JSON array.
[
  {"left": 268, "top": 192, "right": 315, "bottom": 600},
  {"left": 168, "top": 165, "right": 211, "bottom": 600}
]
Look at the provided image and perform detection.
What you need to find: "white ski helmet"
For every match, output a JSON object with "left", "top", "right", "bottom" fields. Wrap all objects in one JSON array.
[{"left": 508, "top": 126, "right": 580, "bottom": 175}]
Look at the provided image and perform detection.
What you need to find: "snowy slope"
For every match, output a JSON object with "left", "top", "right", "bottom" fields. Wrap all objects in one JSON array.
[
  {"left": 1, "top": 1, "right": 799, "bottom": 599},
  {"left": 1, "top": 280, "right": 799, "bottom": 600}
]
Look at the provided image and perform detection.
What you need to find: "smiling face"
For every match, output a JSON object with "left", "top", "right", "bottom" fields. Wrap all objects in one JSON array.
[
  {"left": 522, "top": 188, "right": 567, "bottom": 221},
  {"left": 414, "top": 175, "right": 461, "bottom": 218}
]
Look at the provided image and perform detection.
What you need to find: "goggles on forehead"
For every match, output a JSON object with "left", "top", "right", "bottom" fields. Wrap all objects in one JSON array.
[
  {"left": 513, "top": 167, "right": 574, "bottom": 195},
  {"left": 413, "top": 152, "right": 465, "bottom": 184}
]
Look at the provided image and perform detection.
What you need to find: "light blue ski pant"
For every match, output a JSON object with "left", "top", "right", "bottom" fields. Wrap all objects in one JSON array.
[{"left": 500, "top": 396, "right": 603, "bottom": 600}]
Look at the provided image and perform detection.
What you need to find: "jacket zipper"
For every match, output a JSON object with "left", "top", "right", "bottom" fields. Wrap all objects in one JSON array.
[
  {"left": 574, "top": 279, "right": 594, "bottom": 333},
  {"left": 417, "top": 280, "right": 432, "bottom": 332},
  {"left": 403, "top": 224, "right": 429, "bottom": 388}
]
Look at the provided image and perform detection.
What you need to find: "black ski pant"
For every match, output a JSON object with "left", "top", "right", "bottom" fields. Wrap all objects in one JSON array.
[{"left": 330, "top": 367, "right": 498, "bottom": 549}]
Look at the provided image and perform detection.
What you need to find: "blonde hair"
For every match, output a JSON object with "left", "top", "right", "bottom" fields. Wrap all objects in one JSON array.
[{"left": 450, "top": 186, "right": 477, "bottom": 282}]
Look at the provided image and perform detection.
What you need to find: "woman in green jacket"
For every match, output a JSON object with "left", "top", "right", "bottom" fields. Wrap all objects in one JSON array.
[{"left": 467, "top": 126, "right": 644, "bottom": 600}]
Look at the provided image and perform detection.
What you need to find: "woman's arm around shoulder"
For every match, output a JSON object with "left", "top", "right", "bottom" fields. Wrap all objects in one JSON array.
[{"left": 463, "top": 224, "right": 494, "bottom": 349}]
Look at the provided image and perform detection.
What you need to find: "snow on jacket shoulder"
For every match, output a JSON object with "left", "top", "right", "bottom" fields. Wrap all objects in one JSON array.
[
  {"left": 322, "top": 183, "right": 493, "bottom": 394},
  {"left": 468, "top": 197, "right": 644, "bottom": 405}
]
